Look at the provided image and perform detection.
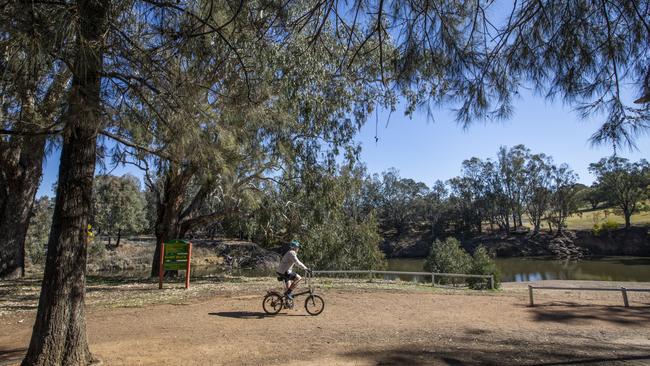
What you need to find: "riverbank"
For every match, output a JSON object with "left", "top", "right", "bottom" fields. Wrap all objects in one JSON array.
[
  {"left": 1, "top": 277, "right": 650, "bottom": 365},
  {"left": 381, "top": 226, "right": 650, "bottom": 259}
]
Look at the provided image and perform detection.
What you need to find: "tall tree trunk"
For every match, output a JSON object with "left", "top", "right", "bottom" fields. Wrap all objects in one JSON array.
[
  {"left": 115, "top": 229, "right": 121, "bottom": 248},
  {"left": 150, "top": 166, "right": 193, "bottom": 277},
  {"left": 0, "top": 136, "right": 45, "bottom": 279},
  {"left": 22, "top": 1, "right": 107, "bottom": 364},
  {"left": 624, "top": 212, "right": 631, "bottom": 230},
  {"left": 0, "top": 59, "right": 47, "bottom": 279}
]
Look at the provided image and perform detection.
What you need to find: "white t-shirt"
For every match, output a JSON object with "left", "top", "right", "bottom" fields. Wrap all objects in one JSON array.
[{"left": 277, "top": 249, "right": 307, "bottom": 274}]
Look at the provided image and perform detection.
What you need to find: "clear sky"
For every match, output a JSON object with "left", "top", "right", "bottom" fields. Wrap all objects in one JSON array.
[
  {"left": 36, "top": 89, "right": 649, "bottom": 198},
  {"left": 355, "top": 89, "right": 649, "bottom": 188}
]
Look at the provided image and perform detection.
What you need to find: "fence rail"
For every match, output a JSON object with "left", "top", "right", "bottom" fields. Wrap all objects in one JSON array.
[
  {"left": 528, "top": 285, "right": 650, "bottom": 307},
  {"left": 312, "top": 270, "right": 495, "bottom": 289}
]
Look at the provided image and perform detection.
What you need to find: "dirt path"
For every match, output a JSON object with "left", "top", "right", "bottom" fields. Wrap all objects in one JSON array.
[{"left": 2, "top": 280, "right": 650, "bottom": 365}]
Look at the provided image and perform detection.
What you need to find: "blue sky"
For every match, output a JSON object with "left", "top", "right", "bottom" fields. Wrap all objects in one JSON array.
[
  {"left": 37, "top": 89, "right": 649, "bottom": 198},
  {"left": 355, "top": 89, "right": 649, "bottom": 188}
]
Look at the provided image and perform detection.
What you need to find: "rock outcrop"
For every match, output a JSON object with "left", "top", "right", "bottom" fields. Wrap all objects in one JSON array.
[{"left": 193, "top": 239, "right": 281, "bottom": 272}]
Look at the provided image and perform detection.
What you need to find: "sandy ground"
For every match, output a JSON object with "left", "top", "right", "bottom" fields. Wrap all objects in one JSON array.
[{"left": 1, "top": 279, "right": 650, "bottom": 366}]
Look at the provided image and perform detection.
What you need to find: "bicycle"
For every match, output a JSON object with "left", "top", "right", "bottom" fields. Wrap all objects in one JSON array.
[{"left": 262, "top": 270, "right": 325, "bottom": 316}]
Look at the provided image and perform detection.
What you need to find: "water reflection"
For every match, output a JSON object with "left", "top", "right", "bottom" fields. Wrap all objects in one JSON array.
[{"left": 386, "top": 257, "right": 650, "bottom": 283}]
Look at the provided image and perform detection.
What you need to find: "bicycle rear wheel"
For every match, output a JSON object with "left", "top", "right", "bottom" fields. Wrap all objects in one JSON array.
[
  {"left": 304, "top": 294, "right": 324, "bottom": 315},
  {"left": 262, "top": 293, "right": 283, "bottom": 315}
]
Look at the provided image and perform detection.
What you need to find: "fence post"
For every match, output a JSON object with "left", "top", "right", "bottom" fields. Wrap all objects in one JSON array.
[
  {"left": 489, "top": 276, "right": 494, "bottom": 290},
  {"left": 369, "top": 270, "right": 374, "bottom": 283},
  {"left": 431, "top": 273, "right": 435, "bottom": 287},
  {"left": 528, "top": 285, "right": 534, "bottom": 307},
  {"left": 621, "top": 287, "right": 629, "bottom": 307}
]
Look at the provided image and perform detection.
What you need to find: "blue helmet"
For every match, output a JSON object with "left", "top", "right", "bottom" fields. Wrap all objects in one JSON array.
[{"left": 290, "top": 240, "right": 301, "bottom": 249}]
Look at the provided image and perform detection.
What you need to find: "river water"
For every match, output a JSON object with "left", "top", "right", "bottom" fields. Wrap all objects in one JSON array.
[{"left": 387, "top": 257, "right": 650, "bottom": 283}]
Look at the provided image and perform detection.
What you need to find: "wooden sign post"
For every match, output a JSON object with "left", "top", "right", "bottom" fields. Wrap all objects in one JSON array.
[{"left": 158, "top": 239, "right": 192, "bottom": 289}]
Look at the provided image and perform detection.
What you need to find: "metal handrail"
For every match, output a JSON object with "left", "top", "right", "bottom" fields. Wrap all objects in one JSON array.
[{"left": 527, "top": 285, "right": 650, "bottom": 307}]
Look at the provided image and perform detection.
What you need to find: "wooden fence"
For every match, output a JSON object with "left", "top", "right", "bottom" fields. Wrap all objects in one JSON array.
[
  {"left": 313, "top": 270, "right": 495, "bottom": 289},
  {"left": 528, "top": 285, "right": 650, "bottom": 307}
]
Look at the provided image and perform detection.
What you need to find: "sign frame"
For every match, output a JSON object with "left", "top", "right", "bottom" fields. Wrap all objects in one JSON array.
[{"left": 158, "top": 239, "right": 192, "bottom": 289}]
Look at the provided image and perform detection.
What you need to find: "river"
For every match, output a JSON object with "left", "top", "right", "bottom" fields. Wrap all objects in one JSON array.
[{"left": 387, "top": 256, "right": 650, "bottom": 283}]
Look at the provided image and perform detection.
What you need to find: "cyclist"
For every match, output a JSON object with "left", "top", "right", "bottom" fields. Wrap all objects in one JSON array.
[{"left": 277, "top": 240, "right": 309, "bottom": 300}]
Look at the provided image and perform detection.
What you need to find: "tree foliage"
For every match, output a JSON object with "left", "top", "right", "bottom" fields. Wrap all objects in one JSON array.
[
  {"left": 25, "top": 197, "right": 54, "bottom": 267},
  {"left": 589, "top": 157, "right": 650, "bottom": 229},
  {"left": 424, "top": 237, "right": 471, "bottom": 275},
  {"left": 92, "top": 174, "right": 147, "bottom": 247}
]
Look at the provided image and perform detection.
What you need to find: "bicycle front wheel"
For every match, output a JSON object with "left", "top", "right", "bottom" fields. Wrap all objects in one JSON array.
[
  {"left": 262, "top": 293, "right": 283, "bottom": 315},
  {"left": 304, "top": 294, "right": 324, "bottom": 316}
]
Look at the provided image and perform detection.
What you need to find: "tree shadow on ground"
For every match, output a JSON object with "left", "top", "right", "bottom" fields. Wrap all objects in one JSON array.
[
  {"left": 526, "top": 302, "right": 650, "bottom": 326},
  {"left": 208, "top": 311, "right": 307, "bottom": 319},
  {"left": 0, "top": 347, "right": 26, "bottom": 365},
  {"left": 342, "top": 335, "right": 650, "bottom": 366}
]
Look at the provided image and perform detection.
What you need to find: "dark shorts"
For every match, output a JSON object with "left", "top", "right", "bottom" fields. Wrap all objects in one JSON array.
[{"left": 277, "top": 271, "right": 298, "bottom": 281}]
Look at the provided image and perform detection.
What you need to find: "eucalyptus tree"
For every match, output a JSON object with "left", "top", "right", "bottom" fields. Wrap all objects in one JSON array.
[
  {"left": 377, "top": 169, "right": 431, "bottom": 234},
  {"left": 426, "top": 180, "right": 450, "bottom": 237},
  {"left": 589, "top": 157, "right": 650, "bottom": 229},
  {"left": 259, "top": 159, "right": 386, "bottom": 270},
  {"left": 92, "top": 175, "right": 147, "bottom": 248},
  {"left": 496, "top": 145, "right": 530, "bottom": 229},
  {"left": 547, "top": 165, "right": 580, "bottom": 234},
  {"left": 524, "top": 154, "right": 554, "bottom": 234}
]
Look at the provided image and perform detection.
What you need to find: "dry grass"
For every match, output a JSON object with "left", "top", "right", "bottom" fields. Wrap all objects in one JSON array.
[
  {"left": 519, "top": 203, "right": 650, "bottom": 231},
  {"left": 0, "top": 275, "right": 497, "bottom": 318},
  {"left": 566, "top": 206, "right": 650, "bottom": 230}
]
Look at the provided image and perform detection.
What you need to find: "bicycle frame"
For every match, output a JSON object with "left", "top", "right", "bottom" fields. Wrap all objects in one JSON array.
[
  {"left": 273, "top": 271, "right": 316, "bottom": 299},
  {"left": 263, "top": 270, "right": 324, "bottom": 315}
]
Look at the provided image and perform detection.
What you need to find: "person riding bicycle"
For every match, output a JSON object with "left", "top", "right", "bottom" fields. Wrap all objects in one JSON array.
[{"left": 277, "top": 240, "right": 310, "bottom": 300}]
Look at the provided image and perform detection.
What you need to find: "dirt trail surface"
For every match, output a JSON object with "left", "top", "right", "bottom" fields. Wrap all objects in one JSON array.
[{"left": 2, "top": 278, "right": 650, "bottom": 365}]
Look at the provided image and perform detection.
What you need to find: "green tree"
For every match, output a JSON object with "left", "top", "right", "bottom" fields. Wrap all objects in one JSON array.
[
  {"left": 547, "top": 165, "right": 580, "bottom": 234},
  {"left": 524, "top": 154, "right": 554, "bottom": 234},
  {"left": 24, "top": 197, "right": 55, "bottom": 267},
  {"left": 222, "top": 160, "right": 386, "bottom": 270},
  {"left": 589, "top": 157, "right": 650, "bottom": 229},
  {"left": 376, "top": 169, "right": 430, "bottom": 234},
  {"left": 468, "top": 246, "right": 500, "bottom": 290},
  {"left": 424, "top": 237, "right": 471, "bottom": 275},
  {"left": 92, "top": 175, "right": 147, "bottom": 248},
  {"left": 0, "top": 5, "right": 68, "bottom": 279},
  {"left": 575, "top": 185, "right": 606, "bottom": 210}
]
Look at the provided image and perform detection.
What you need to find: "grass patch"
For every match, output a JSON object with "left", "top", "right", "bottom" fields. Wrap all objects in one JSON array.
[
  {"left": 566, "top": 207, "right": 650, "bottom": 230},
  {"left": 0, "top": 275, "right": 502, "bottom": 317}
]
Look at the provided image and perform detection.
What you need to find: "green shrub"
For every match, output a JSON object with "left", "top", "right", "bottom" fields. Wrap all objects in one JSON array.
[
  {"left": 425, "top": 238, "right": 499, "bottom": 289},
  {"left": 468, "top": 246, "right": 500, "bottom": 290},
  {"left": 592, "top": 220, "right": 619, "bottom": 236},
  {"left": 425, "top": 237, "right": 471, "bottom": 284}
]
